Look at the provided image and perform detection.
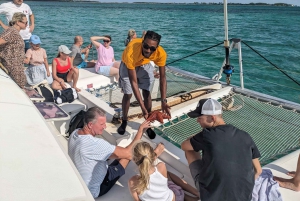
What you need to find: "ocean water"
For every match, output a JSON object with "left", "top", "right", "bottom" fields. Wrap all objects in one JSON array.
[{"left": 1, "top": 2, "right": 299, "bottom": 103}]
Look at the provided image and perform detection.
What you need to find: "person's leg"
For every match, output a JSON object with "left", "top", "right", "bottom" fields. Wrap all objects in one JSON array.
[
  {"left": 86, "top": 62, "right": 95, "bottom": 68},
  {"left": 167, "top": 171, "right": 200, "bottom": 198},
  {"left": 98, "top": 159, "right": 126, "bottom": 197},
  {"left": 117, "top": 62, "right": 133, "bottom": 135},
  {"left": 51, "top": 80, "right": 63, "bottom": 90},
  {"left": 24, "top": 40, "right": 30, "bottom": 53},
  {"left": 109, "top": 66, "right": 119, "bottom": 81},
  {"left": 274, "top": 154, "right": 300, "bottom": 191},
  {"left": 67, "top": 68, "right": 80, "bottom": 92},
  {"left": 112, "top": 61, "right": 120, "bottom": 69}
]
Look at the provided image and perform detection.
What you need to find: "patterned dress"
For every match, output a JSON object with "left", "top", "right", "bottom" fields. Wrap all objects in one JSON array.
[{"left": 0, "top": 27, "right": 26, "bottom": 88}]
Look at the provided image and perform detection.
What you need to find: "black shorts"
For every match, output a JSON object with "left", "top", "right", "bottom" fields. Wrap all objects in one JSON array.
[
  {"left": 57, "top": 72, "right": 69, "bottom": 82},
  {"left": 98, "top": 160, "right": 125, "bottom": 197}
]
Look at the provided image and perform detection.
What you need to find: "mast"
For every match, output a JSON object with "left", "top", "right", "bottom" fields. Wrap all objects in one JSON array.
[{"left": 222, "top": 0, "right": 234, "bottom": 85}]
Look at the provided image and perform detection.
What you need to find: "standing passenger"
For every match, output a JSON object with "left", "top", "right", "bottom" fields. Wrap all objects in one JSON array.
[
  {"left": 0, "top": 0, "right": 35, "bottom": 52},
  {"left": 24, "top": 35, "right": 51, "bottom": 85},
  {"left": 0, "top": 12, "right": 27, "bottom": 88},
  {"left": 181, "top": 98, "right": 262, "bottom": 201},
  {"left": 118, "top": 30, "right": 171, "bottom": 139}
]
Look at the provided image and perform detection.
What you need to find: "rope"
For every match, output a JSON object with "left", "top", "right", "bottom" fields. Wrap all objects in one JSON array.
[
  {"left": 166, "top": 41, "right": 223, "bottom": 66},
  {"left": 241, "top": 41, "right": 300, "bottom": 87}
]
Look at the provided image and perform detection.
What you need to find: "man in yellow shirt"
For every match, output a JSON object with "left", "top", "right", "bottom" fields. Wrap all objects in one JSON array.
[{"left": 118, "top": 31, "right": 171, "bottom": 139}]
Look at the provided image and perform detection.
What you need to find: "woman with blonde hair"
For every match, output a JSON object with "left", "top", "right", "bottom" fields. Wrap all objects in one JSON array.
[
  {"left": 0, "top": 12, "right": 27, "bottom": 88},
  {"left": 128, "top": 141, "right": 200, "bottom": 201}
]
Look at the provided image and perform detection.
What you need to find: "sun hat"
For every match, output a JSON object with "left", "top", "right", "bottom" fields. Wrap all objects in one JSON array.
[
  {"left": 187, "top": 98, "right": 222, "bottom": 118},
  {"left": 128, "top": 29, "right": 136, "bottom": 37},
  {"left": 30, "top": 35, "right": 41, "bottom": 44},
  {"left": 58, "top": 45, "right": 72, "bottom": 54}
]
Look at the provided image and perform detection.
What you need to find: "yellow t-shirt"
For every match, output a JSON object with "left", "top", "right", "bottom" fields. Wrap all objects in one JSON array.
[{"left": 122, "top": 38, "right": 167, "bottom": 70}]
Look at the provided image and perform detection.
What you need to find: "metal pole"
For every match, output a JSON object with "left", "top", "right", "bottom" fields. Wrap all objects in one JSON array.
[
  {"left": 223, "top": 0, "right": 229, "bottom": 46},
  {"left": 238, "top": 42, "right": 244, "bottom": 89}
]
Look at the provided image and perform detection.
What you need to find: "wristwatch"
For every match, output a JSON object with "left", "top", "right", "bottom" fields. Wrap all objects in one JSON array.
[{"left": 161, "top": 98, "right": 167, "bottom": 103}]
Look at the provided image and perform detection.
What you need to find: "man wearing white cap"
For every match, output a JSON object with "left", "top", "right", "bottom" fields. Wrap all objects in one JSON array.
[
  {"left": 181, "top": 98, "right": 262, "bottom": 201},
  {"left": 0, "top": 0, "right": 34, "bottom": 53}
]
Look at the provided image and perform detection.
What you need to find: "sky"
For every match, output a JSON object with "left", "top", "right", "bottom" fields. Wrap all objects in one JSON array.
[{"left": 96, "top": 0, "right": 300, "bottom": 6}]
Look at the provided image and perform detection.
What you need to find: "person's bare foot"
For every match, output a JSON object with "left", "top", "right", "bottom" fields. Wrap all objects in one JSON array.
[
  {"left": 274, "top": 176, "right": 300, "bottom": 191},
  {"left": 74, "top": 87, "right": 81, "bottom": 92},
  {"left": 287, "top": 171, "right": 296, "bottom": 177},
  {"left": 154, "top": 143, "right": 165, "bottom": 157}
]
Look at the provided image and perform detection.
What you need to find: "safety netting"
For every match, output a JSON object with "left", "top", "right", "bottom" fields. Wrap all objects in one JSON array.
[{"left": 154, "top": 93, "right": 300, "bottom": 166}]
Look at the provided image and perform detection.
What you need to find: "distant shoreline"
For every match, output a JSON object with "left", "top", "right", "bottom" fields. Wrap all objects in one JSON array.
[{"left": 25, "top": 1, "right": 298, "bottom": 7}]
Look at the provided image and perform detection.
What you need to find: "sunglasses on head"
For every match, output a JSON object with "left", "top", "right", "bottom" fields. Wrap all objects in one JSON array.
[
  {"left": 142, "top": 43, "right": 157, "bottom": 52},
  {"left": 103, "top": 40, "right": 110, "bottom": 43}
]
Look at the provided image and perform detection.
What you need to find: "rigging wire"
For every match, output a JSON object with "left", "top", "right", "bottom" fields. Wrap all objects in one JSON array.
[
  {"left": 241, "top": 41, "right": 300, "bottom": 87},
  {"left": 166, "top": 41, "right": 223, "bottom": 66}
]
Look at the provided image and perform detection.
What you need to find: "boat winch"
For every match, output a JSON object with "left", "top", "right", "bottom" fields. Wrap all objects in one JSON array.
[{"left": 223, "top": 64, "right": 234, "bottom": 85}]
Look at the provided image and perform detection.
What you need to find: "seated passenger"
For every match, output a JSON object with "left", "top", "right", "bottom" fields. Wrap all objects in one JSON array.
[
  {"left": 90, "top": 35, "right": 120, "bottom": 81},
  {"left": 24, "top": 35, "right": 52, "bottom": 85},
  {"left": 124, "top": 29, "right": 146, "bottom": 46},
  {"left": 70, "top": 36, "right": 95, "bottom": 69},
  {"left": 68, "top": 107, "right": 152, "bottom": 198},
  {"left": 274, "top": 154, "right": 300, "bottom": 191},
  {"left": 181, "top": 98, "right": 262, "bottom": 201},
  {"left": 128, "top": 141, "right": 200, "bottom": 201},
  {"left": 51, "top": 45, "right": 80, "bottom": 92}
]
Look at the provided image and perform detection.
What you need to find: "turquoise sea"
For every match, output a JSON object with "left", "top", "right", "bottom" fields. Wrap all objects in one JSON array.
[{"left": 1, "top": 1, "right": 299, "bottom": 103}]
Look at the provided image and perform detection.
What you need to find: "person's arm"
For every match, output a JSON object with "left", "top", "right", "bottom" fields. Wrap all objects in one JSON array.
[
  {"left": 141, "top": 31, "right": 146, "bottom": 39},
  {"left": 128, "top": 69, "right": 148, "bottom": 119},
  {"left": 44, "top": 58, "right": 50, "bottom": 77},
  {"left": 0, "top": 20, "right": 8, "bottom": 30},
  {"left": 181, "top": 136, "right": 195, "bottom": 151},
  {"left": 24, "top": 56, "right": 30, "bottom": 64},
  {"left": 158, "top": 66, "right": 171, "bottom": 117},
  {"left": 252, "top": 158, "right": 262, "bottom": 180},
  {"left": 110, "top": 120, "right": 152, "bottom": 160},
  {"left": 0, "top": 37, "right": 7, "bottom": 45},
  {"left": 90, "top": 36, "right": 109, "bottom": 49},
  {"left": 29, "top": 14, "right": 34, "bottom": 33},
  {"left": 128, "top": 175, "right": 141, "bottom": 201}
]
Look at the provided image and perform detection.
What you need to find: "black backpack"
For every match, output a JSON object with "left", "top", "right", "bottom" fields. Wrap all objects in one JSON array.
[
  {"left": 34, "top": 83, "right": 54, "bottom": 102},
  {"left": 67, "top": 110, "right": 86, "bottom": 136}
]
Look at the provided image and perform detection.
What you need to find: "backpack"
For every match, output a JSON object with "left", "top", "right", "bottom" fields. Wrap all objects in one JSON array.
[
  {"left": 33, "top": 82, "right": 54, "bottom": 102},
  {"left": 66, "top": 110, "right": 85, "bottom": 136},
  {"left": 54, "top": 88, "right": 78, "bottom": 104}
]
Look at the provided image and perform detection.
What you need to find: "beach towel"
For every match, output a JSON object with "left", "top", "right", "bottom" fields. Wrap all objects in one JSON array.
[{"left": 251, "top": 169, "right": 282, "bottom": 201}]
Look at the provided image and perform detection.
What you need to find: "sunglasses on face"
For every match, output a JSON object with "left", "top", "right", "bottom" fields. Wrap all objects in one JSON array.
[
  {"left": 142, "top": 43, "right": 157, "bottom": 52},
  {"left": 103, "top": 40, "right": 110, "bottom": 43}
]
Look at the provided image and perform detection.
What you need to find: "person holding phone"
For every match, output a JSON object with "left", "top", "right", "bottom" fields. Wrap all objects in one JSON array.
[
  {"left": 70, "top": 36, "right": 95, "bottom": 69},
  {"left": 90, "top": 35, "right": 120, "bottom": 81}
]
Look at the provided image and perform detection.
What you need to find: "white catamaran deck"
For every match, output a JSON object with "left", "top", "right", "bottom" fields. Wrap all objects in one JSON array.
[{"left": 1, "top": 67, "right": 300, "bottom": 201}]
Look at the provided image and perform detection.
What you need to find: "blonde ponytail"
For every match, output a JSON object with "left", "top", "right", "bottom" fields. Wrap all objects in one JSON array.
[{"left": 132, "top": 142, "right": 157, "bottom": 194}]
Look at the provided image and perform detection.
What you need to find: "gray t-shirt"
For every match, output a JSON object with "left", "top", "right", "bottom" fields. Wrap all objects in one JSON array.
[{"left": 70, "top": 44, "right": 83, "bottom": 66}]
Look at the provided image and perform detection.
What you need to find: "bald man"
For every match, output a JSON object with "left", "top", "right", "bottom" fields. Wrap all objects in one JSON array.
[{"left": 70, "top": 36, "right": 95, "bottom": 68}]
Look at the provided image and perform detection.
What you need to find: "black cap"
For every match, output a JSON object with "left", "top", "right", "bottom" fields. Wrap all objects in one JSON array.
[{"left": 187, "top": 99, "right": 208, "bottom": 118}]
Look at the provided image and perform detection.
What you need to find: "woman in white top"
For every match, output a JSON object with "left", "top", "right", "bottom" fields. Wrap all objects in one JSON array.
[{"left": 128, "top": 142, "right": 200, "bottom": 201}]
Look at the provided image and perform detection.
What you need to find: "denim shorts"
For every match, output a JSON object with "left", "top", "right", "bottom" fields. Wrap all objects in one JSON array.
[{"left": 97, "top": 64, "right": 113, "bottom": 77}]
